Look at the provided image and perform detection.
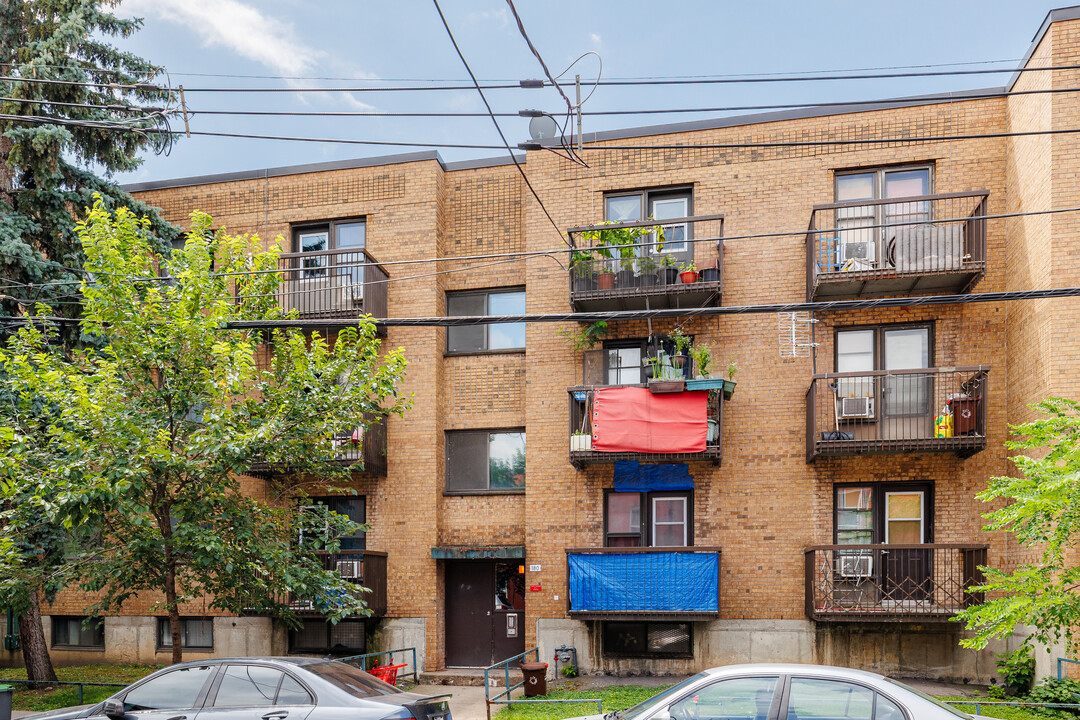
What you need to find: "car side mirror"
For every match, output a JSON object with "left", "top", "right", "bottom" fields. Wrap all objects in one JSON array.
[{"left": 102, "top": 699, "right": 126, "bottom": 719}]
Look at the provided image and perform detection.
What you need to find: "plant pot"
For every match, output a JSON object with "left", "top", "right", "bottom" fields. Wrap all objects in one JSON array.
[
  {"left": 597, "top": 272, "right": 615, "bottom": 290},
  {"left": 707, "top": 419, "right": 718, "bottom": 443},
  {"left": 672, "top": 354, "right": 688, "bottom": 370},
  {"left": 722, "top": 379, "right": 737, "bottom": 400},
  {"left": 680, "top": 270, "right": 699, "bottom": 284},
  {"left": 570, "top": 435, "right": 592, "bottom": 452},
  {"left": 638, "top": 272, "right": 656, "bottom": 288},
  {"left": 616, "top": 269, "right": 637, "bottom": 288},
  {"left": 659, "top": 267, "right": 680, "bottom": 285},
  {"left": 648, "top": 378, "right": 685, "bottom": 394},
  {"left": 700, "top": 267, "right": 720, "bottom": 283},
  {"left": 573, "top": 273, "right": 596, "bottom": 292}
]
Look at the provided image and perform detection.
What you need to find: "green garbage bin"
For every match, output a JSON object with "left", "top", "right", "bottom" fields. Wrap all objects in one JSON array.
[
  {"left": 0, "top": 683, "right": 12, "bottom": 720},
  {"left": 520, "top": 662, "right": 547, "bottom": 697}
]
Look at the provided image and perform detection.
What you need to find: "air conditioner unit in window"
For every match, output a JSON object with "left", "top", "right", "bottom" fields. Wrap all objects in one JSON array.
[
  {"left": 839, "top": 396, "right": 876, "bottom": 419},
  {"left": 841, "top": 240, "right": 875, "bottom": 264},
  {"left": 336, "top": 560, "right": 362, "bottom": 579},
  {"left": 838, "top": 553, "right": 873, "bottom": 578}
]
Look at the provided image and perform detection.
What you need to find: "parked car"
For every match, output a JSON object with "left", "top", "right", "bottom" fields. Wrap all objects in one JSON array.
[
  {"left": 21, "top": 658, "right": 450, "bottom": 720},
  {"left": 568, "top": 663, "right": 988, "bottom": 720}
]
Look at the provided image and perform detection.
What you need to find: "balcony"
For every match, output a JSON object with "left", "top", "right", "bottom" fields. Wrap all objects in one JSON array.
[
  {"left": 275, "top": 550, "right": 388, "bottom": 617},
  {"left": 249, "top": 416, "right": 388, "bottom": 477},
  {"left": 569, "top": 385, "right": 723, "bottom": 468},
  {"left": 806, "top": 191, "right": 988, "bottom": 301},
  {"left": 237, "top": 247, "right": 388, "bottom": 324},
  {"left": 806, "top": 367, "right": 989, "bottom": 461},
  {"left": 566, "top": 547, "right": 721, "bottom": 620},
  {"left": 566, "top": 215, "right": 724, "bottom": 312},
  {"left": 804, "top": 544, "right": 986, "bottom": 622}
]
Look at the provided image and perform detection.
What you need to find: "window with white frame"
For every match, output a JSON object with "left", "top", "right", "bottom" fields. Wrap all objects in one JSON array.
[{"left": 604, "top": 189, "right": 693, "bottom": 259}]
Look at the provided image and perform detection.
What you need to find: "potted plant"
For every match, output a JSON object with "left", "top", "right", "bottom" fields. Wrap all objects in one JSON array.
[
  {"left": 723, "top": 358, "right": 738, "bottom": 400},
  {"left": 679, "top": 261, "right": 699, "bottom": 284},
  {"left": 570, "top": 431, "right": 592, "bottom": 452},
  {"left": 638, "top": 256, "right": 657, "bottom": 288},
  {"left": 700, "top": 259, "right": 720, "bottom": 284},
  {"left": 616, "top": 256, "right": 638, "bottom": 288},
  {"left": 571, "top": 250, "right": 597, "bottom": 292},
  {"left": 581, "top": 220, "right": 663, "bottom": 291},
  {"left": 558, "top": 320, "right": 608, "bottom": 353},
  {"left": 596, "top": 261, "right": 615, "bottom": 290},
  {"left": 670, "top": 328, "right": 691, "bottom": 370},
  {"left": 690, "top": 342, "right": 712, "bottom": 379},
  {"left": 658, "top": 255, "right": 680, "bottom": 285}
]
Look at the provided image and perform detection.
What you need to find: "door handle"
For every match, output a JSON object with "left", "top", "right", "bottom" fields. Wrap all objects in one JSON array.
[{"left": 262, "top": 713, "right": 289, "bottom": 720}]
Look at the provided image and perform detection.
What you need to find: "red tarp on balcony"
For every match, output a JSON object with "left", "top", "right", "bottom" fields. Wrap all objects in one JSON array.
[{"left": 592, "top": 387, "right": 708, "bottom": 453}]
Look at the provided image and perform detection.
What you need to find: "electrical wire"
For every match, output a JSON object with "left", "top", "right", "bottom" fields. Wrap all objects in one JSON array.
[
  {"left": 430, "top": 0, "right": 571, "bottom": 247},
  {"left": 505, "top": 0, "right": 574, "bottom": 114}
]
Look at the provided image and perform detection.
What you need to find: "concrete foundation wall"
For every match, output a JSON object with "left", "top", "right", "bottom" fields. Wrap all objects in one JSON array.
[{"left": 373, "top": 618, "right": 427, "bottom": 676}]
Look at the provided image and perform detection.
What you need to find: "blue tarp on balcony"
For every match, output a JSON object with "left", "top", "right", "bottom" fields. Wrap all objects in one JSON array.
[{"left": 567, "top": 551, "right": 719, "bottom": 614}]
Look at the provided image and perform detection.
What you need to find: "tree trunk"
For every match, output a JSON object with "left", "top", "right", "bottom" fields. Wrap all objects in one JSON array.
[
  {"left": 164, "top": 561, "right": 183, "bottom": 665},
  {"left": 19, "top": 588, "right": 58, "bottom": 688}
]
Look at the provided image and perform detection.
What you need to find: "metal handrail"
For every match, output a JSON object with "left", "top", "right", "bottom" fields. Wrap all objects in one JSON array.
[
  {"left": 1058, "top": 656, "right": 1080, "bottom": 680},
  {"left": 0, "top": 678, "right": 127, "bottom": 704},
  {"left": 566, "top": 214, "right": 725, "bottom": 235},
  {"left": 805, "top": 543, "right": 989, "bottom": 552},
  {"left": 811, "top": 366, "right": 990, "bottom": 380},
  {"left": 944, "top": 700, "right": 1080, "bottom": 714},
  {"left": 484, "top": 647, "right": 597, "bottom": 720},
  {"left": 812, "top": 190, "right": 989, "bottom": 212},
  {"left": 336, "top": 647, "right": 418, "bottom": 685}
]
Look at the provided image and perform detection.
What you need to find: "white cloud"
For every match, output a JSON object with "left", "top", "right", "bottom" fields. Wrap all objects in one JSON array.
[
  {"left": 123, "top": 0, "right": 323, "bottom": 76},
  {"left": 589, "top": 32, "right": 602, "bottom": 47}
]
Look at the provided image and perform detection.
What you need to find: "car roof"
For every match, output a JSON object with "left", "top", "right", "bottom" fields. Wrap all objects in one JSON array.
[
  {"left": 165, "top": 657, "right": 337, "bottom": 669},
  {"left": 701, "top": 663, "right": 889, "bottom": 682}
]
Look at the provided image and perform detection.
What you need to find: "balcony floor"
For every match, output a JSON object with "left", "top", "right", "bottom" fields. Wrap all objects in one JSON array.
[
  {"left": 571, "top": 281, "right": 720, "bottom": 312},
  {"left": 812, "top": 266, "right": 983, "bottom": 301},
  {"left": 570, "top": 447, "right": 722, "bottom": 469},
  {"left": 811, "top": 435, "right": 986, "bottom": 460}
]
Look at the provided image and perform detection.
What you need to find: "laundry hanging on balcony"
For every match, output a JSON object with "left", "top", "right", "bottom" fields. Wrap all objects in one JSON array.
[
  {"left": 613, "top": 461, "right": 693, "bottom": 492},
  {"left": 592, "top": 387, "right": 708, "bottom": 454}
]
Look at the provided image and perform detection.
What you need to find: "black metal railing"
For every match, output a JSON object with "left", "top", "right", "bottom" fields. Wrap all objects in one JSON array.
[
  {"left": 568, "top": 385, "right": 723, "bottom": 467},
  {"left": 276, "top": 550, "right": 388, "bottom": 617},
  {"left": 249, "top": 416, "right": 387, "bottom": 477},
  {"left": 804, "top": 544, "right": 987, "bottom": 621},
  {"left": 566, "top": 547, "right": 721, "bottom": 620},
  {"left": 566, "top": 215, "right": 724, "bottom": 311},
  {"left": 806, "top": 191, "right": 988, "bottom": 300},
  {"left": 237, "top": 247, "right": 389, "bottom": 321},
  {"left": 806, "top": 367, "right": 989, "bottom": 461}
]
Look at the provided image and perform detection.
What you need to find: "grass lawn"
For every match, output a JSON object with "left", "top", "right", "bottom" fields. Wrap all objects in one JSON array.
[
  {"left": 0, "top": 664, "right": 160, "bottom": 713},
  {"left": 939, "top": 696, "right": 1066, "bottom": 720}
]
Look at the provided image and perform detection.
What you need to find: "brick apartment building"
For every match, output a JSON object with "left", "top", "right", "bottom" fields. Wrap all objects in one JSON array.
[{"left": 6, "top": 4, "right": 1080, "bottom": 685}]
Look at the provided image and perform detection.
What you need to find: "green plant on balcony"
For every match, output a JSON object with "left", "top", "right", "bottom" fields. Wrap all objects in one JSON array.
[
  {"left": 723, "top": 358, "right": 738, "bottom": 400},
  {"left": 558, "top": 321, "right": 608, "bottom": 353},
  {"left": 670, "top": 327, "right": 692, "bottom": 370},
  {"left": 679, "top": 261, "right": 699, "bottom": 284},
  {"left": 690, "top": 342, "right": 712, "bottom": 379},
  {"left": 570, "top": 249, "right": 598, "bottom": 292}
]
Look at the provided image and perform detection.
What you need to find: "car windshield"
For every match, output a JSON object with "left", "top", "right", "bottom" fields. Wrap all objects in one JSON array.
[
  {"left": 303, "top": 661, "right": 399, "bottom": 698},
  {"left": 615, "top": 673, "right": 709, "bottom": 720},
  {"left": 885, "top": 679, "right": 972, "bottom": 718}
]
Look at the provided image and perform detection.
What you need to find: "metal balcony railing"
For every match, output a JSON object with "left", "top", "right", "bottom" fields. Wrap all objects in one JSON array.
[
  {"left": 236, "top": 247, "right": 389, "bottom": 322},
  {"left": 249, "top": 416, "right": 388, "bottom": 477},
  {"left": 804, "top": 544, "right": 987, "bottom": 622},
  {"left": 806, "top": 367, "right": 989, "bottom": 461},
  {"left": 569, "top": 385, "right": 723, "bottom": 468},
  {"left": 263, "top": 550, "right": 388, "bottom": 618},
  {"left": 566, "top": 547, "right": 721, "bottom": 620},
  {"left": 806, "top": 191, "right": 988, "bottom": 300},
  {"left": 566, "top": 215, "right": 724, "bottom": 311}
]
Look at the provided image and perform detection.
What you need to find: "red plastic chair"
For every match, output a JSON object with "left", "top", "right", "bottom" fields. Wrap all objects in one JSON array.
[{"left": 369, "top": 663, "right": 407, "bottom": 685}]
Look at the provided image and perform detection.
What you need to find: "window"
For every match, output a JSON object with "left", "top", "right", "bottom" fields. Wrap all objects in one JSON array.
[
  {"left": 446, "top": 289, "right": 525, "bottom": 353},
  {"left": 123, "top": 665, "right": 215, "bottom": 712},
  {"left": 288, "top": 619, "right": 367, "bottom": 655},
  {"left": 835, "top": 324, "right": 932, "bottom": 417},
  {"left": 834, "top": 483, "right": 932, "bottom": 545},
  {"left": 494, "top": 562, "right": 526, "bottom": 611},
  {"left": 211, "top": 665, "right": 285, "bottom": 707},
  {"left": 445, "top": 430, "right": 526, "bottom": 492},
  {"left": 605, "top": 189, "right": 693, "bottom": 258},
  {"left": 602, "top": 621, "right": 691, "bottom": 657},
  {"left": 787, "top": 678, "right": 874, "bottom": 720},
  {"left": 292, "top": 218, "right": 366, "bottom": 279},
  {"left": 605, "top": 491, "right": 692, "bottom": 547},
  {"left": 667, "top": 677, "right": 778, "bottom": 720},
  {"left": 51, "top": 616, "right": 104, "bottom": 648},
  {"left": 602, "top": 335, "right": 693, "bottom": 386},
  {"left": 299, "top": 496, "right": 366, "bottom": 550},
  {"left": 835, "top": 165, "right": 931, "bottom": 268},
  {"left": 157, "top": 618, "right": 213, "bottom": 650}
]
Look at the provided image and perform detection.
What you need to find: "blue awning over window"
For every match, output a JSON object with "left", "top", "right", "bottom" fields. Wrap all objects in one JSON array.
[
  {"left": 613, "top": 461, "right": 694, "bottom": 492},
  {"left": 567, "top": 550, "right": 719, "bottom": 614}
]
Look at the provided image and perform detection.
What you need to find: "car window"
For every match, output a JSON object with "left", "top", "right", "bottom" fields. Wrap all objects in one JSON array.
[
  {"left": 212, "top": 666, "right": 283, "bottom": 707},
  {"left": 875, "top": 694, "right": 906, "bottom": 720},
  {"left": 786, "top": 677, "right": 873, "bottom": 719},
  {"left": 124, "top": 666, "right": 215, "bottom": 712},
  {"left": 302, "top": 661, "right": 399, "bottom": 698},
  {"left": 668, "top": 677, "right": 778, "bottom": 720},
  {"left": 276, "top": 674, "right": 313, "bottom": 705},
  {"left": 619, "top": 673, "right": 709, "bottom": 720},
  {"left": 884, "top": 679, "right": 969, "bottom": 718}
]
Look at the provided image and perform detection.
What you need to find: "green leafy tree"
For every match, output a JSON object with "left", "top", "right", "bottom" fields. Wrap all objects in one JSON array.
[
  {"left": 957, "top": 398, "right": 1080, "bottom": 654},
  {"left": 0, "top": 200, "right": 411, "bottom": 664},
  {"left": 0, "top": 0, "right": 179, "bottom": 322}
]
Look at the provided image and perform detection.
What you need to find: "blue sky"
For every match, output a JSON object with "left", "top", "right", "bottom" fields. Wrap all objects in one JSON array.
[{"left": 113, "top": 0, "right": 1068, "bottom": 184}]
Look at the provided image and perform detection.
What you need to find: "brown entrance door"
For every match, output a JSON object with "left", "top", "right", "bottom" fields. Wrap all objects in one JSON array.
[
  {"left": 445, "top": 561, "right": 526, "bottom": 667},
  {"left": 882, "top": 490, "right": 931, "bottom": 601}
]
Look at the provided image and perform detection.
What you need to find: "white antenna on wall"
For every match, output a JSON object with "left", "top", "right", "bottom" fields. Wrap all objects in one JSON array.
[{"left": 778, "top": 311, "right": 819, "bottom": 358}]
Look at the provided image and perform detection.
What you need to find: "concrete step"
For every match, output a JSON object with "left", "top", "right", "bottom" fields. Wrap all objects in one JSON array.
[{"left": 419, "top": 668, "right": 523, "bottom": 687}]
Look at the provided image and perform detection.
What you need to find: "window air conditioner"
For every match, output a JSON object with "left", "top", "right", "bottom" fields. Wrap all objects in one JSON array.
[
  {"left": 839, "top": 396, "right": 876, "bottom": 419},
  {"left": 336, "top": 560, "right": 362, "bottom": 579},
  {"left": 841, "top": 240, "right": 875, "bottom": 263},
  {"left": 838, "top": 553, "right": 873, "bottom": 578}
]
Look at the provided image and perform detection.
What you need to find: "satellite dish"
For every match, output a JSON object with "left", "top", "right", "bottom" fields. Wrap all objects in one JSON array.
[{"left": 529, "top": 114, "right": 559, "bottom": 141}]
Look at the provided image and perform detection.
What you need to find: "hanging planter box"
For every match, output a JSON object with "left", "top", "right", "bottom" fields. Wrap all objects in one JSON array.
[
  {"left": 648, "top": 379, "right": 685, "bottom": 394},
  {"left": 570, "top": 434, "right": 592, "bottom": 452},
  {"left": 722, "top": 380, "right": 737, "bottom": 400},
  {"left": 686, "top": 378, "right": 726, "bottom": 391}
]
